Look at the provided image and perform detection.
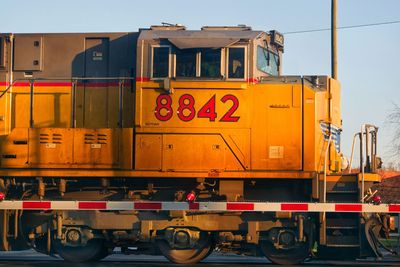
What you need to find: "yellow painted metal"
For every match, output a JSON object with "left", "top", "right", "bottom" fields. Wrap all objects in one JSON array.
[
  {"left": 250, "top": 83, "right": 302, "bottom": 170},
  {"left": 135, "top": 134, "right": 162, "bottom": 170},
  {"left": 162, "top": 134, "right": 242, "bottom": 171},
  {"left": 120, "top": 128, "right": 134, "bottom": 170},
  {"left": 329, "top": 79, "right": 342, "bottom": 172},
  {"left": 76, "top": 86, "right": 122, "bottom": 128},
  {"left": 0, "top": 87, "right": 11, "bottom": 135},
  {"left": 303, "top": 78, "right": 342, "bottom": 173},
  {"left": 357, "top": 173, "right": 381, "bottom": 183},
  {"left": 0, "top": 84, "right": 133, "bottom": 130},
  {"left": 73, "top": 128, "right": 119, "bottom": 168},
  {"left": 136, "top": 80, "right": 307, "bottom": 172},
  {"left": 303, "top": 85, "right": 318, "bottom": 171},
  {"left": 319, "top": 173, "right": 380, "bottom": 183},
  {"left": 0, "top": 128, "right": 134, "bottom": 169},
  {"left": 1, "top": 77, "right": 345, "bottom": 178},
  {"left": 0, "top": 128, "right": 28, "bottom": 167},
  {"left": 11, "top": 86, "right": 72, "bottom": 128},
  {"left": 29, "top": 128, "right": 73, "bottom": 166},
  {"left": 329, "top": 79, "right": 341, "bottom": 127},
  {"left": 0, "top": 168, "right": 315, "bottom": 179},
  {"left": 136, "top": 82, "right": 249, "bottom": 129}
]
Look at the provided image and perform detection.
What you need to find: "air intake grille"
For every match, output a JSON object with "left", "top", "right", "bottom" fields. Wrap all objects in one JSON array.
[
  {"left": 84, "top": 133, "right": 108, "bottom": 144},
  {"left": 40, "top": 133, "right": 63, "bottom": 144}
]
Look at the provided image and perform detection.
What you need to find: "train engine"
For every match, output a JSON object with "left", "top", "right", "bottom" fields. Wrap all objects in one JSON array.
[{"left": 0, "top": 25, "right": 383, "bottom": 264}]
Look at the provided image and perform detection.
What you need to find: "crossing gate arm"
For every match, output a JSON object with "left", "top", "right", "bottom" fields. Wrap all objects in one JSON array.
[{"left": 0, "top": 201, "right": 399, "bottom": 213}]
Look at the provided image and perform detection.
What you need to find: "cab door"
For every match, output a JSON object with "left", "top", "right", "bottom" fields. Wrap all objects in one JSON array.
[
  {"left": 82, "top": 38, "right": 110, "bottom": 128},
  {"left": 251, "top": 82, "right": 303, "bottom": 170}
]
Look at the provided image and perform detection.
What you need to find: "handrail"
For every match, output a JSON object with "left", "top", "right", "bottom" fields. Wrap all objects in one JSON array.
[
  {"left": 323, "top": 134, "right": 333, "bottom": 203},
  {"left": 347, "top": 124, "right": 379, "bottom": 202},
  {"left": 360, "top": 125, "right": 365, "bottom": 203},
  {"left": 348, "top": 132, "right": 361, "bottom": 173},
  {"left": 29, "top": 81, "right": 34, "bottom": 128},
  {"left": 1, "top": 77, "right": 136, "bottom": 128},
  {"left": 0, "top": 77, "right": 136, "bottom": 99},
  {"left": 360, "top": 124, "right": 379, "bottom": 202}
]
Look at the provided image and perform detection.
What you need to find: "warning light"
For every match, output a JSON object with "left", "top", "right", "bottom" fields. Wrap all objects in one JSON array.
[
  {"left": 0, "top": 192, "right": 5, "bottom": 201},
  {"left": 186, "top": 191, "right": 196, "bottom": 202},
  {"left": 372, "top": 195, "right": 381, "bottom": 205}
]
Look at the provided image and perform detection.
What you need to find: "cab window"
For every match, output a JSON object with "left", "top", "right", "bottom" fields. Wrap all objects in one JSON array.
[
  {"left": 176, "top": 49, "right": 196, "bottom": 77},
  {"left": 200, "top": 49, "right": 221, "bottom": 78},
  {"left": 152, "top": 46, "right": 169, "bottom": 78},
  {"left": 257, "top": 46, "right": 279, "bottom": 76},
  {"left": 228, "top": 47, "right": 245, "bottom": 79}
]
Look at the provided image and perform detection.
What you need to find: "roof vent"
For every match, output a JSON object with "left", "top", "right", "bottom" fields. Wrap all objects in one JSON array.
[
  {"left": 150, "top": 23, "right": 186, "bottom": 31},
  {"left": 201, "top": 25, "right": 252, "bottom": 31}
]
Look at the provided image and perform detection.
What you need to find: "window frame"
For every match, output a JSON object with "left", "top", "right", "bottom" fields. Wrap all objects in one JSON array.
[
  {"left": 225, "top": 46, "right": 247, "bottom": 81},
  {"left": 199, "top": 48, "right": 223, "bottom": 78},
  {"left": 174, "top": 48, "right": 198, "bottom": 78},
  {"left": 173, "top": 48, "right": 223, "bottom": 79},
  {"left": 256, "top": 45, "right": 279, "bottom": 76},
  {"left": 150, "top": 45, "right": 172, "bottom": 80}
]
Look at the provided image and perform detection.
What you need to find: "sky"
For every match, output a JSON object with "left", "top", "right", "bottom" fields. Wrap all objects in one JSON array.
[{"left": 1, "top": 0, "right": 399, "bottom": 168}]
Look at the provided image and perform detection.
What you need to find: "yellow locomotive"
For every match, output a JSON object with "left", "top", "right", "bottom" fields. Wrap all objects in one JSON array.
[{"left": 0, "top": 25, "right": 382, "bottom": 264}]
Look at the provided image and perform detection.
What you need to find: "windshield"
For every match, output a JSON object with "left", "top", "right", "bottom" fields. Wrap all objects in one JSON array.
[{"left": 257, "top": 46, "right": 279, "bottom": 76}]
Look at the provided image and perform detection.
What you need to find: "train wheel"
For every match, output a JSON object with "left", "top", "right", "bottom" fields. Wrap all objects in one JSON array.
[
  {"left": 157, "top": 234, "right": 213, "bottom": 264},
  {"left": 54, "top": 239, "right": 108, "bottom": 262},
  {"left": 260, "top": 241, "right": 310, "bottom": 265},
  {"left": 259, "top": 230, "right": 311, "bottom": 265}
]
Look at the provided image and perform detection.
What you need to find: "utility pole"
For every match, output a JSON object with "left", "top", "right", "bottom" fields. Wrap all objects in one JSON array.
[{"left": 331, "top": 0, "right": 338, "bottom": 79}]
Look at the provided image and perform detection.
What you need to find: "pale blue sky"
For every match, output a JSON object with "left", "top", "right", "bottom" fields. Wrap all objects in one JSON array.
[{"left": 1, "top": 0, "right": 400, "bottom": 167}]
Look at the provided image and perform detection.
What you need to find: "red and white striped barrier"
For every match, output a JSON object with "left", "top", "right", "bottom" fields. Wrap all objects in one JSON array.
[{"left": 0, "top": 200, "right": 399, "bottom": 213}]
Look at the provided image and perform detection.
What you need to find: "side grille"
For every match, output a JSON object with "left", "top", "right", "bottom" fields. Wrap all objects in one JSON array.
[
  {"left": 84, "top": 133, "right": 108, "bottom": 144},
  {"left": 40, "top": 133, "right": 63, "bottom": 144}
]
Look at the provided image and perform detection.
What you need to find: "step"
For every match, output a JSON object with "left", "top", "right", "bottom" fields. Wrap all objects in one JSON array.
[
  {"left": 325, "top": 244, "right": 360, "bottom": 248},
  {"left": 326, "top": 235, "right": 359, "bottom": 247},
  {"left": 326, "top": 226, "right": 358, "bottom": 230},
  {"left": 326, "top": 194, "right": 359, "bottom": 202},
  {"left": 326, "top": 218, "right": 359, "bottom": 228},
  {"left": 327, "top": 190, "right": 358, "bottom": 194}
]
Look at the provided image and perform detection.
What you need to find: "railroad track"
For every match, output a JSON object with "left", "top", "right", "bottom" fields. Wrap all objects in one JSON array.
[{"left": 0, "top": 250, "right": 399, "bottom": 266}]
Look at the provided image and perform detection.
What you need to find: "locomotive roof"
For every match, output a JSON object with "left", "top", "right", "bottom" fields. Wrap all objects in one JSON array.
[{"left": 138, "top": 29, "right": 264, "bottom": 49}]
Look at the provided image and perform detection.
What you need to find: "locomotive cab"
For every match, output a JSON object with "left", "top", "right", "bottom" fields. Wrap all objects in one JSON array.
[{"left": 138, "top": 25, "right": 283, "bottom": 83}]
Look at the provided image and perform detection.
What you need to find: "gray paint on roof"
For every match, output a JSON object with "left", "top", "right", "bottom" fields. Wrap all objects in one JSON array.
[
  {"left": 138, "top": 30, "right": 263, "bottom": 42},
  {"left": 168, "top": 38, "right": 240, "bottom": 49}
]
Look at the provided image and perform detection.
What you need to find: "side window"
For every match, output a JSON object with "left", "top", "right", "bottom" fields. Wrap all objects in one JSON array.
[
  {"left": 228, "top": 47, "right": 245, "bottom": 79},
  {"left": 176, "top": 49, "right": 196, "bottom": 77},
  {"left": 152, "top": 46, "right": 169, "bottom": 78},
  {"left": 257, "top": 46, "right": 279, "bottom": 76},
  {"left": 200, "top": 49, "right": 221, "bottom": 78}
]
